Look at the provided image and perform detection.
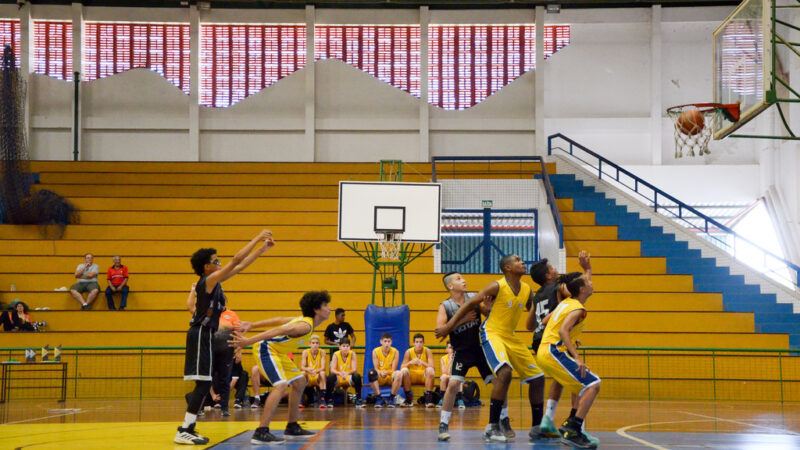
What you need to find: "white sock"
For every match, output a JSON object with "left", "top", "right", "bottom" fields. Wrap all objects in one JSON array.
[
  {"left": 582, "top": 420, "right": 586, "bottom": 432},
  {"left": 500, "top": 407, "right": 509, "bottom": 420},
  {"left": 440, "top": 410, "right": 452, "bottom": 425},
  {"left": 182, "top": 412, "right": 197, "bottom": 429},
  {"left": 545, "top": 399, "right": 558, "bottom": 420}
]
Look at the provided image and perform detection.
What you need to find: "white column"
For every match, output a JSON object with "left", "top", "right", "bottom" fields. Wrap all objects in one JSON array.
[
  {"left": 650, "top": 5, "right": 662, "bottom": 165},
  {"left": 189, "top": 5, "right": 200, "bottom": 161},
  {"left": 71, "top": 2, "right": 83, "bottom": 160},
  {"left": 419, "top": 6, "right": 429, "bottom": 163},
  {"left": 534, "top": 6, "right": 545, "bottom": 156},
  {"left": 19, "top": 2, "right": 32, "bottom": 146},
  {"left": 306, "top": 5, "right": 316, "bottom": 162}
]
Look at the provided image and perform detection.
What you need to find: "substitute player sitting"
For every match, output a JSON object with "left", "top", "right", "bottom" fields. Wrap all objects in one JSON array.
[
  {"left": 300, "top": 335, "right": 327, "bottom": 408},
  {"left": 437, "top": 254, "right": 545, "bottom": 444},
  {"left": 229, "top": 291, "right": 331, "bottom": 445},
  {"left": 368, "top": 332, "right": 402, "bottom": 408},
  {"left": 536, "top": 274, "right": 600, "bottom": 449},
  {"left": 438, "top": 341, "right": 464, "bottom": 408},
  {"left": 400, "top": 333, "right": 436, "bottom": 407},
  {"left": 325, "top": 338, "right": 364, "bottom": 408}
]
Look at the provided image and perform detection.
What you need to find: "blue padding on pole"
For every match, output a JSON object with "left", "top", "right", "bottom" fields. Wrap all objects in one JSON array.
[{"left": 362, "top": 304, "right": 410, "bottom": 399}]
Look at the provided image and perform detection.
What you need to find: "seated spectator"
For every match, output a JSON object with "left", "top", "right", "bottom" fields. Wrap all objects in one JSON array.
[
  {"left": 1, "top": 301, "right": 37, "bottom": 332},
  {"left": 368, "top": 332, "right": 403, "bottom": 408},
  {"left": 401, "top": 333, "right": 436, "bottom": 408},
  {"left": 230, "top": 349, "right": 249, "bottom": 409},
  {"left": 325, "top": 338, "right": 364, "bottom": 408},
  {"left": 105, "top": 255, "right": 130, "bottom": 311},
  {"left": 439, "top": 341, "right": 464, "bottom": 408},
  {"left": 324, "top": 308, "right": 356, "bottom": 346},
  {"left": 70, "top": 253, "right": 100, "bottom": 310},
  {"left": 300, "top": 335, "right": 327, "bottom": 408}
]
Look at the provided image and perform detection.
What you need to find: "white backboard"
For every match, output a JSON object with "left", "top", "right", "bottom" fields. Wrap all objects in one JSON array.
[
  {"left": 338, "top": 181, "right": 441, "bottom": 243},
  {"left": 713, "top": 0, "right": 772, "bottom": 139}
]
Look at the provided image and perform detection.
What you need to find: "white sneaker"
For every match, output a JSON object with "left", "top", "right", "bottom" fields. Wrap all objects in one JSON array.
[{"left": 394, "top": 394, "right": 405, "bottom": 407}]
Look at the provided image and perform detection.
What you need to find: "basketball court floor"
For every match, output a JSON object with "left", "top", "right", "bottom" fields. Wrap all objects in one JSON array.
[{"left": 2, "top": 398, "right": 799, "bottom": 449}]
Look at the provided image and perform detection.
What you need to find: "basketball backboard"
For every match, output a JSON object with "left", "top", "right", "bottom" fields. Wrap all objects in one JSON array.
[
  {"left": 713, "top": 0, "right": 773, "bottom": 139},
  {"left": 338, "top": 181, "right": 441, "bottom": 243}
]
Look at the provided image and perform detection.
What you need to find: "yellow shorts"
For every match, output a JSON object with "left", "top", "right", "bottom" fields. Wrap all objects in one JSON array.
[
  {"left": 407, "top": 369, "right": 427, "bottom": 385},
  {"left": 337, "top": 374, "right": 355, "bottom": 387},
  {"left": 377, "top": 373, "right": 393, "bottom": 386},
  {"left": 536, "top": 344, "right": 601, "bottom": 396},
  {"left": 306, "top": 372, "right": 320, "bottom": 387},
  {"left": 480, "top": 330, "right": 543, "bottom": 382},
  {"left": 254, "top": 341, "right": 303, "bottom": 386}
]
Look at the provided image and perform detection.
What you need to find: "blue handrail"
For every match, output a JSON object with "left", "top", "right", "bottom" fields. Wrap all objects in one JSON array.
[
  {"left": 548, "top": 133, "right": 800, "bottom": 290},
  {"left": 431, "top": 156, "right": 563, "bottom": 248}
]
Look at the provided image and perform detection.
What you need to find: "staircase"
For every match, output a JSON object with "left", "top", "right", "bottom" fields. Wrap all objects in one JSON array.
[{"left": 550, "top": 170, "right": 799, "bottom": 349}]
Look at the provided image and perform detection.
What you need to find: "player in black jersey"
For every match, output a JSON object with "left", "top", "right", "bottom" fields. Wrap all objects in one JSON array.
[
  {"left": 526, "top": 252, "right": 592, "bottom": 441},
  {"left": 174, "top": 229, "right": 274, "bottom": 445},
  {"left": 435, "top": 272, "right": 495, "bottom": 442}
]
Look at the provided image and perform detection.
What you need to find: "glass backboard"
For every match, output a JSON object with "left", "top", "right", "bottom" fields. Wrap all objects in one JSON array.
[{"left": 713, "top": 0, "right": 772, "bottom": 139}]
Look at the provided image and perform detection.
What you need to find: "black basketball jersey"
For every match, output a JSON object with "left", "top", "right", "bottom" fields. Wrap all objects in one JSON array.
[
  {"left": 527, "top": 282, "right": 560, "bottom": 334},
  {"left": 190, "top": 275, "right": 227, "bottom": 330},
  {"left": 442, "top": 292, "right": 481, "bottom": 352}
]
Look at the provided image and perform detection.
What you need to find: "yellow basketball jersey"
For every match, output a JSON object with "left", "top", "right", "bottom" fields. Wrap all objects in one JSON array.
[
  {"left": 482, "top": 276, "right": 531, "bottom": 336},
  {"left": 441, "top": 354, "right": 451, "bottom": 374},
  {"left": 266, "top": 316, "right": 314, "bottom": 354},
  {"left": 307, "top": 349, "right": 323, "bottom": 370},
  {"left": 333, "top": 349, "right": 353, "bottom": 372},
  {"left": 540, "top": 298, "right": 586, "bottom": 349},
  {"left": 373, "top": 347, "right": 398, "bottom": 371},
  {"left": 406, "top": 346, "right": 430, "bottom": 371}
]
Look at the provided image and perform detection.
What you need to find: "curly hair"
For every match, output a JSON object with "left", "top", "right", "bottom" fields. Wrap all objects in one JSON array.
[
  {"left": 299, "top": 290, "right": 331, "bottom": 318},
  {"left": 190, "top": 248, "right": 217, "bottom": 276}
]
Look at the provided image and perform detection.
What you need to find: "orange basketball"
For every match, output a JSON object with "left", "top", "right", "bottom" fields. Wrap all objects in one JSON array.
[{"left": 677, "top": 109, "right": 704, "bottom": 136}]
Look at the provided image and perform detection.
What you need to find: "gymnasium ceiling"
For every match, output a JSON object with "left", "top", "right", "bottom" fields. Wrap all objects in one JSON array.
[{"left": 8, "top": 1, "right": 741, "bottom": 10}]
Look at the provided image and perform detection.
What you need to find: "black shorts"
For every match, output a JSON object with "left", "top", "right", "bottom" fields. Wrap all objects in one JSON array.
[
  {"left": 184, "top": 325, "right": 213, "bottom": 381},
  {"left": 450, "top": 347, "right": 494, "bottom": 385}
]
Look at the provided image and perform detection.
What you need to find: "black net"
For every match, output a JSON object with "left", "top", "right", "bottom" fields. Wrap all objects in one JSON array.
[{"left": 0, "top": 45, "right": 76, "bottom": 237}]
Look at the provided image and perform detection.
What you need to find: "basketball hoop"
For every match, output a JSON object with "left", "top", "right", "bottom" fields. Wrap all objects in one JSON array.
[
  {"left": 379, "top": 232, "right": 403, "bottom": 260},
  {"left": 666, "top": 103, "right": 740, "bottom": 158}
]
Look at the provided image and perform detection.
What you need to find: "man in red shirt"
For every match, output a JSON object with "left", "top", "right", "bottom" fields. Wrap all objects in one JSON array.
[{"left": 105, "top": 255, "right": 130, "bottom": 310}]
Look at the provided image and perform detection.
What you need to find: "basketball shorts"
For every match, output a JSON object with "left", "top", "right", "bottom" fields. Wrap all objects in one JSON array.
[
  {"left": 480, "top": 329, "right": 543, "bottom": 383},
  {"left": 254, "top": 341, "right": 303, "bottom": 386},
  {"left": 377, "top": 372, "right": 393, "bottom": 386},
  {"left": 337, "top": 374, "right": 356, "bottom": 386},
  {"left": 184, "top": 325, "right": 213, "bottom": 381},
  {"left": 536, "top": 344, "right": 601, "bottom": 396},
  {"left": 450, "top": 346, "right": 495, "bottom": 384},
  {"left": 407, "top": 369, "right": 427, "bottom": 385},
  {"left": 306, "top": 372, "right": 320, "bottom": 387}
]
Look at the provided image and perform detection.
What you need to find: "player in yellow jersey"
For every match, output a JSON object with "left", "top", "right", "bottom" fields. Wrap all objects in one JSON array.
[
  {"left": 436, "top": 254, "right": 544, "bottom": 444},
  {"left": 325, "top": 338, "right": 364, "bottom": 408},
  {"left": 230, "top": 291, "right": 331, "bottom": 445},
  {"left": 438, "top": 341, "right": 463, "bottom": 408},
  {"left": 300, "top": 335, "right": 327, "bottom": 409},
  {"left": 536, "top": 274, "right": 600, "bottom": 449},
  {"left": 368, "top": 332, "right": 402, "bottom": 408},
  {"left": 400, "top": 333, "right": 436, "bottom": 407}
]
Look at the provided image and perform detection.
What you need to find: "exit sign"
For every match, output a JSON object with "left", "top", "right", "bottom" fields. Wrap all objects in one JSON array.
[{"left": 482, "top": 200, "right": 493, "bottom": 208}]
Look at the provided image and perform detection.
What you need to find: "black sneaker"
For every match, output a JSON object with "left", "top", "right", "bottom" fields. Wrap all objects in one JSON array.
[
  {"left": 251, "top": 427, "right": 285, "bottom": 445},
  {"left": 354, "top": 397, "right": 365, "bottom": 408},
  {"left": 437, "top": 423, "right": 450, "bottom": 442},
  {"left": 483, "top": 423, "right": 508, "bottom": 443},
  {"left": 284, "top": 422, "right": 315, "bottom": 440},
  {"left": 221, "top": 409, "right": 230, "bottom": 417},
  {"left": 424, "top": 391, "right": 435, "bottom": 408},
  {"left": 174, "top": 424, "right": 209, "bottom": 445},
  {"left": 560, "top": 424, "right": 596, "bottom": 449},
  {"left": 500, "top": 417, "right": 515, "bottom": 439}
]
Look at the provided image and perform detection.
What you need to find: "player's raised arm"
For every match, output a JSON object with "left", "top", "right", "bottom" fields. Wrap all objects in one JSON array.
[
  {"left": 230, "top": 320, "right": 311, "bottom": 348},
  {"left": 207, "top": 230, "right": 273, "bottom": 289}
]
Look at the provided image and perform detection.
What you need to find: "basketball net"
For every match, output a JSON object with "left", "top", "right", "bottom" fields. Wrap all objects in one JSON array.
[
  {"left": 666, "top": 103, "right": 740, "bottom": 158},
  {"left": 379, "top": 232, "right": 402, "bottom": 260}
]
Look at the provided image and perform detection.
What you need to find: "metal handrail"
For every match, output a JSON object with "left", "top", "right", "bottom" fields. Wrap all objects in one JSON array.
[
  {"left": 548, "top": 133, "right": 800, "bottom": 290},
  {"left": 431, "top": 155, "right": 563, "bottom": 248}
]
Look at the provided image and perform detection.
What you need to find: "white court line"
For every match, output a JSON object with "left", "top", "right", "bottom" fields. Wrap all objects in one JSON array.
[
  {"left": 679, "top": 411, "right": 800, "bottom": 436},
  {"left": 616, "top": 419, "right": 716, "bottom": 450},
  {"left": 1, "top": 408, "right": 88, "bottom": 425}
]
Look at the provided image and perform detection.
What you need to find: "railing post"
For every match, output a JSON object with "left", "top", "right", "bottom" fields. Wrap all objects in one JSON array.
[
  {"left": 139, "top": 349, "right": 144, "bottom": 400},
  {"left": 482, "top": 208, "right": 492, "bottom": 273},
  {"left": 778, "top": 351, "right": 784, "bottom": 403},
  {"left": 646, "top": 350, "right": 651, "bottom": 401},
  {"left": 74, "top": 349, "right": 79, "bottom": 398},
  {"left": 711, "top": 351, "right": 717, "bottom": 402}
]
